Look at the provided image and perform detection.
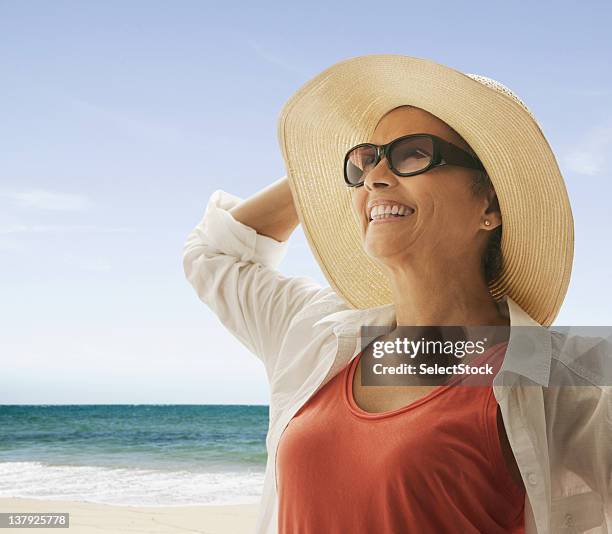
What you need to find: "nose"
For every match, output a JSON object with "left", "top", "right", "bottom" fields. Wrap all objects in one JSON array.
[{"left": 363, "top": 156, "right": 399, "bottom": 191}]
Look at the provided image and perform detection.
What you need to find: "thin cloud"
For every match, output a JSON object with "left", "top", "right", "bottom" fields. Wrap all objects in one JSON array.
[
  {"left": 61, "top": 252, "right": 112, "bottom": 272},
  {"left": 244, "top": 37, "right": 307, "bottom": 78},
  {"left": 0, "top": 236, "right": 26, "bottom": 252},
  {"left": 563, "top": 123, "right": 612, "bottom": 176},
  {"left": 0, "top": 188, "right": 91, "bottom": 211},
  {"left": 69, "top": 98, "right": 187, "bottom": 144},
  {"left": 564, "top": 88, "right": 612, "bottom": 97},
  {"left": 0, "top": 224, "right": 136, "bottom": 235}
]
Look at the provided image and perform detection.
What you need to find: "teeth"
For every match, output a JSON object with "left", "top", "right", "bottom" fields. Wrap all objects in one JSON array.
[{"left": 369, "top": 203, "right": 413, "bottom": 220}]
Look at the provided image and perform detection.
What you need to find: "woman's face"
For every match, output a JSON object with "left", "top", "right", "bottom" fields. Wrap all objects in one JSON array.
[{"left": 350, "top": 106, "right": 498, "bottom": 270}]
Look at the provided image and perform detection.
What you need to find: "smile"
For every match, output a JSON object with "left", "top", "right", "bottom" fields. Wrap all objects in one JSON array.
[
  {"left": 369, "top": 203, "right": 414, "bottom": 220},
  {"left": 368, "top": 204, "right": 415, "bottom": 224},
  {"left": 369, "top": 213, "right": 414, "bottom": 225}
]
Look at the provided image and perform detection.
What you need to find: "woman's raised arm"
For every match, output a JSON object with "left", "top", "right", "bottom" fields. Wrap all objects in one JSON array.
[
  {"left": 229, "top": 176, "right": 299, "bottom": 242},
  {"left": 182, "top": 176, "right": 346, "bottom": 382}
]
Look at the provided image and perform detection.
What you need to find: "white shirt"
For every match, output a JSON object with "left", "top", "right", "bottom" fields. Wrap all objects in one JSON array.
[{"left": 183, "top": 188, "right": 612, "bottom": 534}]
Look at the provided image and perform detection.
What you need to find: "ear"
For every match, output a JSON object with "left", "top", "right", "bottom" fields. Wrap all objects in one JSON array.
[{"left": 481, "top": 189, "right": 502, "bottom": 230}]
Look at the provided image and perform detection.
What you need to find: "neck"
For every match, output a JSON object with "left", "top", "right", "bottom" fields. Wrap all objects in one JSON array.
[{"left": 383, "top": 257, "right": 508, "bottom": 327}]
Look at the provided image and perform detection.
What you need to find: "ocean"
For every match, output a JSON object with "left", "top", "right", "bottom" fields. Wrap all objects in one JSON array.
[{"left": 0, "top": 405, "right": 268, "bottom": 506}]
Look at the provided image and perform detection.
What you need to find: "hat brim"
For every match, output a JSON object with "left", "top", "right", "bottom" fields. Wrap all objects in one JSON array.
[{"left": 277, "top": 54, "right": 574, "bottom": 327}]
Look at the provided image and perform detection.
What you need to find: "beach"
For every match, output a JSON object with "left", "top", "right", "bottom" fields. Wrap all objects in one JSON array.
[
  {"left": 0, "top": 497, "right": 259, "bottom": 534},
  {"left": 0, "top": 406, "right": 268, "bottom": 534}
]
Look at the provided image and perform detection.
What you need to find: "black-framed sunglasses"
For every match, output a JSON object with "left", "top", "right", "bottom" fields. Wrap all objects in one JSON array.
[{"left": 343, "top": 133, "right": 485, "bottom": 187}]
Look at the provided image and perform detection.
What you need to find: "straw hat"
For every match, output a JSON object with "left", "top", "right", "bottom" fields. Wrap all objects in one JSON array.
[{"left": 277, "top": 54, "right": 573, "bottom": 327}]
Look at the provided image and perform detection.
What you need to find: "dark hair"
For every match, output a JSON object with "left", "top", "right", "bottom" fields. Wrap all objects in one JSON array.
[
  {"left": 440, "top": 121, "right": 502, "bottom": 285},
  {"left": 469, "top": 166, "right": 503, "bottom": 285}
]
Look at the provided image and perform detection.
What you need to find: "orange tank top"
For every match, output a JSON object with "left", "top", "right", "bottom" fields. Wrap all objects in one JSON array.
[{"left": 277, "top": 341, "right": 525, "bottom": 533}]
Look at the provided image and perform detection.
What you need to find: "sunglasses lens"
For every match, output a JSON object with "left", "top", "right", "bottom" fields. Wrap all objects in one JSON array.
[
  {"left": 344, "top": 136, "right": 436, "bottom": 186},
  {"left": 345, "top": 145, "right": 377, "bottom": 186},
  {"left": 391, "top": 137, "right": 434, "bottom": 174}
]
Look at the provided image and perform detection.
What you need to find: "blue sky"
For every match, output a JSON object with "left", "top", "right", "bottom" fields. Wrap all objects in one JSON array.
[{"left": 1, "top": 1, "right": 611, "bottom": 404}]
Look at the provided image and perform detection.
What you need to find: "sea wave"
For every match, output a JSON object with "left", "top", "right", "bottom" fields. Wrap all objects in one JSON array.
[{"left": 0, "top": 461, "right": 264, "bottom": 506}]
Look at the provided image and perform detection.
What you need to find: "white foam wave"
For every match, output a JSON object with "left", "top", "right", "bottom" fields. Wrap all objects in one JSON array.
[{"left": 0, "top": 461, "right": 264, "bottom": 506}]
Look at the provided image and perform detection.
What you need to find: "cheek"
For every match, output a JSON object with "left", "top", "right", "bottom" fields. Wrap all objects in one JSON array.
[
  {"left": 350, "top": 190, "right": 366, "bottom": 217},
  {"left": 438, "top": 198, "right": 481, "bottom": 234},
  {"left": 420, "top": 184, "right": 468, "bottom": 224}
]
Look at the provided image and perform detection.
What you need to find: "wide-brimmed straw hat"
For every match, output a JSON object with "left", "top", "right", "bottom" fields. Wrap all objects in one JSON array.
[{"left": 277, "top": 54, "right": 573, "bottom": 327}]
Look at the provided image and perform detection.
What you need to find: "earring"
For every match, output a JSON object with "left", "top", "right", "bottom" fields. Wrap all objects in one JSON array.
[{"left": 484, "top": 220, "right": 491, "bottom": 226}]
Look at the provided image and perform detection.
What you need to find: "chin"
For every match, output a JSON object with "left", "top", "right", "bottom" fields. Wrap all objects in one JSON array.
[{"left": 364, "top": 244, "right": 397, "bottom": 261}]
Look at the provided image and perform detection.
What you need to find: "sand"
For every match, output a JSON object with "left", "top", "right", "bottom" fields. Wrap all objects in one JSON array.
[{"left": 0, "top": 497, "right": 259, "bottom": 534}]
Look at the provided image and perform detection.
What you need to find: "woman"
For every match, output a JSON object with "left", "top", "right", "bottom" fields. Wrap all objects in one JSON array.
[{"left": 183, "top": 55, "right": 611, "bottom": 533}]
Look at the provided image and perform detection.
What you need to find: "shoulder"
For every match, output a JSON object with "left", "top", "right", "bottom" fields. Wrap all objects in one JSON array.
[
  {"left": 544, "top": 330, "right": 611, "bottom": 434},
  {"left": 278, "top": 287, "right": 350, "bottom": 364},
  {"left": 289, "top": 285, "right": 352, "bottom": 328},
  {"left": 549, "top": 329, "right": 611, "bottom": 387}
]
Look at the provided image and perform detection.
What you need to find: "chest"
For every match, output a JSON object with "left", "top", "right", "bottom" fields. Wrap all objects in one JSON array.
[{"left": 352, "top": 356, "right": 441, "bottom": 413}]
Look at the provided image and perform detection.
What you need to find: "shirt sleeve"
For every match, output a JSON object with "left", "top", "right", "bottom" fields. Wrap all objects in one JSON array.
[
  {"left": 550, "top": 384, "right": 612, "bottom": 527},
  {"left": 182, "top": 188, "right": 337, "bottom": 380},
  {"left": 546, "top": 333, "right": 612, "bottom": 524}
]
